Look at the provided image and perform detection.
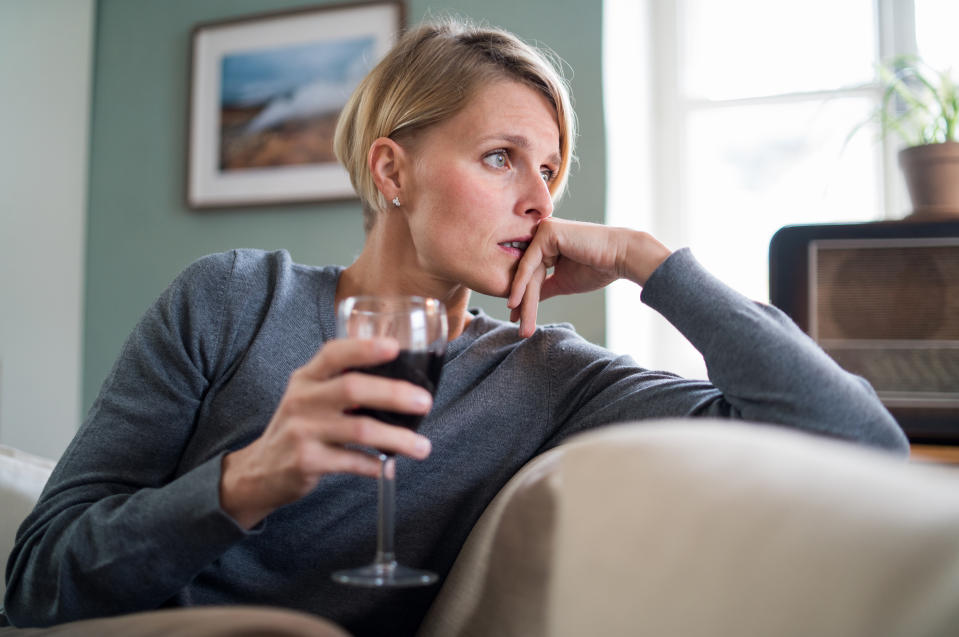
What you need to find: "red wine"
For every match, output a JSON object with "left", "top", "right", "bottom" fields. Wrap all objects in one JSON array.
[{"left": 351, "top": 350, "right": 444, "bottom": 431}]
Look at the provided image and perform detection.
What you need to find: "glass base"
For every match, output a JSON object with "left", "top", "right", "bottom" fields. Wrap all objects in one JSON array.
[{"left": 331, "top": 561, "right": 438, "bottom": 588}]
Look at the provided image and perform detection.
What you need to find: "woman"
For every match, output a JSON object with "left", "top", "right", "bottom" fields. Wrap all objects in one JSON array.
[{"left": 4, "top": 18, "right": 907, "bottom": 637}]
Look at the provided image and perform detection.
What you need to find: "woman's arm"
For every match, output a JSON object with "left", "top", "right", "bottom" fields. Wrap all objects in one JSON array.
[
  {"left": 508, "top": 219, "right": 671, "bottom": 336},
  {"left": 4, "top": 251, "right": 434, "bottom": 626},
  {"left": 641, "top": 247, "right": 907, "bottom": 452},
  {"left": 219, "top": 336, "right": 432, "bottom": 530},
  {"left": 4, "top": 253, "right": 250, "bottom": 626},
  {"left": 511, "top": 219, "right": 909, "bottom": 454}
]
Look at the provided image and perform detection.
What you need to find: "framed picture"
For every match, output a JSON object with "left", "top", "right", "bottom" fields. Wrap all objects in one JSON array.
[{"left": 187, "top": 1, "right": 404, "bottom": 208}]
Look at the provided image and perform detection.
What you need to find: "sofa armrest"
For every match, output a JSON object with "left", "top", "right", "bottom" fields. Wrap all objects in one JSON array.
[
  {"left": 418, "top": 420, "right": 959, "bottom": 637},
  {"left": 0, "top": 445, "right": 56, "bottom": 599}
]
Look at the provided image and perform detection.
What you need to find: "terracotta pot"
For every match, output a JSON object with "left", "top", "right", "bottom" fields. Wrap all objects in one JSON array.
[{"left": 898, "top": 141, "right": 959, "bottom": 220}]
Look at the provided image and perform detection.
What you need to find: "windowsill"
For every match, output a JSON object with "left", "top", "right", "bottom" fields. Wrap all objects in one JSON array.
[{"left": 910, "top": 444, "right": 959, "bottom": 466}]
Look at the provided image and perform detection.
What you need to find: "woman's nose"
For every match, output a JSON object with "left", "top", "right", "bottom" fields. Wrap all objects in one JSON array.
[{"left": 519, "top": 171, "right": 554, "bottom": 219}]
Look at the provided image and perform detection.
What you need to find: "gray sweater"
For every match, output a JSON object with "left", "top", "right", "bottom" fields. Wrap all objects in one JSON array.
[{"left": 4, "top": 248, "right": 907, "bottom": 635}]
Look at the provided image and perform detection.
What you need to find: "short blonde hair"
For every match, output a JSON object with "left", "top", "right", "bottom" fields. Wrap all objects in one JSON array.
[{"left": 334, "top": 18, "right": 576, "bottom": 232}]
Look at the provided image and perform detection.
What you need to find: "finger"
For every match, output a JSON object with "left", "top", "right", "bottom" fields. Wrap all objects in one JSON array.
[
  {"left": 311, "top": 446, "right": 384, "bottom": 479},
  {"left": 538, "top": 260, "right": 571, "bottom": 302},
  {"left": 334, "top": 372, "right": 433, "bottom": 415},
  {"left": 284, "top": 371, "right": 432, "bottom": 419},
  {"left": 324, "top": 413, "right": 432, "bottom": 460},
  {"left": 302, "top": 337, "right": 399, "bottom": 380},
  {"left": 508, "top": 240, "right": 545, "bottom": 309},
  {"left": 518, "top": 264, "right": 547, "bottom": 338}
]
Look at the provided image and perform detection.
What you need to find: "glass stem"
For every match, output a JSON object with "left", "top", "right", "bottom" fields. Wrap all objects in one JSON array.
[{"left": 374, "top": 454, "right": 397, "bottom": 570}]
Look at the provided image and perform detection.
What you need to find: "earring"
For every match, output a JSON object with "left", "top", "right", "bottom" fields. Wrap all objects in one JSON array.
[{"left": 392, "top": 196, "right": 401, "bottom": 207}]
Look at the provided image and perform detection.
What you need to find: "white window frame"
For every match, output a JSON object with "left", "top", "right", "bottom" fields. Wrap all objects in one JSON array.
[{"left": 604, "top": 0, "right": 922, "bottom": 378}]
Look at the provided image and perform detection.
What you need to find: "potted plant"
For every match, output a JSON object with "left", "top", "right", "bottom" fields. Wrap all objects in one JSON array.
[{"left": 876, "top": 56, "right": 959, "bottom": 220}]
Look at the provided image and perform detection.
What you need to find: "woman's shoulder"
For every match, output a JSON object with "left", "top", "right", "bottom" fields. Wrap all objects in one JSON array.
[
  {"left": 171, "top": 249, "right": 280, "bottom": 290},
  {"left": 178, "top": 248, "right": 292, "bottom": 280},
  {"left": 162, "top": 249, "right": 341, "bottom": 331},
  {"left": 464, "top": 308, "right": 603, "bottom": 356},
  {"left": 175, "top": 249, "right": 340, "bottom": 293},
  {"left": 467, "top": 308, "right": 577, "bottom": 338}
]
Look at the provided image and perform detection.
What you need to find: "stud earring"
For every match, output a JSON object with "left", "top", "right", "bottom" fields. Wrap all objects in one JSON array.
[{"left": 392, "top": 196, "right": 401, "bottom": 207}]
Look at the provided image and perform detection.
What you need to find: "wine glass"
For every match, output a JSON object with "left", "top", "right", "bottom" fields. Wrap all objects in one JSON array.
[{"left": 331, "top": 295, "right": 447, "bottom": 587}]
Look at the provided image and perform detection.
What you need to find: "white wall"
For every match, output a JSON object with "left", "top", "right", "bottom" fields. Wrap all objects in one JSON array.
[{"left": 0, "top": 0, "right": 94, "bottom": 459}]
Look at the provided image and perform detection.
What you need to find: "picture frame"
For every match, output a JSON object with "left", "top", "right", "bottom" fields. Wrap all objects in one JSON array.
[{"left": 187, "top": 1, "right": 404, "bottom": 208}]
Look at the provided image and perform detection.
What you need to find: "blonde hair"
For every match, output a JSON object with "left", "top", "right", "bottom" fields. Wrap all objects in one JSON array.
[{"left": 334, "top": 18, "right": 576, "bottom": 232}]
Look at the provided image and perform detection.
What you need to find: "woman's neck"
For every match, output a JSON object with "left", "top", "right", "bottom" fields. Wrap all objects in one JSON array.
[{"left": 335, "top": 218, "right": 473, "bottom": 341}]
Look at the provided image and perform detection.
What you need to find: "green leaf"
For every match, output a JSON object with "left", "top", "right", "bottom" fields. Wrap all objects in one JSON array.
[{"left": 859, "top": 55, "right": 959, "bottom": 146}]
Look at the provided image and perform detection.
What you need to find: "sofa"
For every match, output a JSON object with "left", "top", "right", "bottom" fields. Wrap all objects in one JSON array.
[
  {"left": 3, "top": 420, "right": 959, "bottom": 636},
  {"left": 0, "top": 445, "right": 56, "bottom": 601}
]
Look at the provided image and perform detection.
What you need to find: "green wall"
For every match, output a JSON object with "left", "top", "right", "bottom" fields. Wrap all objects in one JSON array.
[{"left": 84, "top": 0, "right": 606, "bottom": 411}]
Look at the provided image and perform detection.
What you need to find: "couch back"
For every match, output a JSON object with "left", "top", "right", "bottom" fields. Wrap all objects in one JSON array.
[
  {"left": 418, "top": 420, "right": 959, "bottom": 637},
  {"left": 0, "top": 445, "right": 55, "bottom": 599}
]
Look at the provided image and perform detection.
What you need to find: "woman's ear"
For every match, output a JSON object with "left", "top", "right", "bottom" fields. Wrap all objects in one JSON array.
[{"left": 368, "top": 137, "right": 407, "bottom": 203}]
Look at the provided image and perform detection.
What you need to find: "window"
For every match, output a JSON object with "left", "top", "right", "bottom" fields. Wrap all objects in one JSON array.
[
  {"left": 914, "top": 0, "right": 959, "bottom": 72},
  {"left": 604, "top": 0, "right": 957, "bottom": 378}
]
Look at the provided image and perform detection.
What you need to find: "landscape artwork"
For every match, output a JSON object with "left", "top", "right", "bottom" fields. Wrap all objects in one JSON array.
[
  {"left": 218, "top": 37, "right": 374, "bottom": 171},
  {"left": 187, "top": 2, "right": 402, "bottom": 207}
]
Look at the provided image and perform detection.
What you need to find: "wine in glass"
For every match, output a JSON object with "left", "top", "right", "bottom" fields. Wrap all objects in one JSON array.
[{"left": 331, "top": 295, "right": 447, "bottom": 587}]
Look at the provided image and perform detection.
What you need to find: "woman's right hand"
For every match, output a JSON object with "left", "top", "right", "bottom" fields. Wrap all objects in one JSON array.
[{"left": 219, "top": 337, "right": 433, "bottom": 529}]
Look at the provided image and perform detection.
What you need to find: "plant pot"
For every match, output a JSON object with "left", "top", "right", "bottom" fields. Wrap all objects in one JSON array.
[{"left": 898, "top": 141, "right": 959, "bottom": 221}]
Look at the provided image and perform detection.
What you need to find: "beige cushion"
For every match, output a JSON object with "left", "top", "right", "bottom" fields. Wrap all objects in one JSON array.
[
  {"left": 418, "top": 420, "right": 959, "bottom": 637},
  {"left": 0, "top": 445, "right": 56, "bottom": 598},
  {"left": 0, "top": 606, "right": 351, "bottom": 636}
]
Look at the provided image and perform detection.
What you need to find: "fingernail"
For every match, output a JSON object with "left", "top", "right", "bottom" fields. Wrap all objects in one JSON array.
[
  {"left": 374, "top": 338, "right": 397, "bottom": 354},
  {"left": 415, "top": 436, "right": 432, "bottom": 456},
  {"left": 413, "top": 391, "right": 432, "bottom": 410}
]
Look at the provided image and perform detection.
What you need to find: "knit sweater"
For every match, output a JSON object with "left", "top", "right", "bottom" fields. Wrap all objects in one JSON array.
[{"left": 4, "top": 248, "right": 907, "bottom": 635}]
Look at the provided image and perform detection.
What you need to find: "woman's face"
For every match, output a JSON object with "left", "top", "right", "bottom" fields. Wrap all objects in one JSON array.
[{"left": 400, "top": 79, "right": 561, "bottom": 298}]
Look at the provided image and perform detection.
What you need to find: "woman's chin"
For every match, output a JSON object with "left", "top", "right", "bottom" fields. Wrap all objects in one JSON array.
[{"left": 466, "top": 277, "right": 512, "bottom": 299}]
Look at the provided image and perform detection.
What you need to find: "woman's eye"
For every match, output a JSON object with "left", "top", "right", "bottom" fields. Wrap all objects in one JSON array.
[
  {"left": 540, "top": 168, "right": 556, "bottom": 183},
  {"left": 483, "top": 151, "right": 509, "bottom": 169}
]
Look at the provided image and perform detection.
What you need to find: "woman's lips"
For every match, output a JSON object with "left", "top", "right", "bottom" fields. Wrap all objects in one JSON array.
[{"left": 497, "top": 239, "right": 530, "bottom": 257}]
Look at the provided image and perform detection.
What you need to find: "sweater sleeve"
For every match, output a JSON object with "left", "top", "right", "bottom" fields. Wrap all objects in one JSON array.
[
  {"left": 544, "top": 248, "right": 909, "bottom": 455},
  {"left": 3, "top": 252, "right": 255, "bottom": 627}
]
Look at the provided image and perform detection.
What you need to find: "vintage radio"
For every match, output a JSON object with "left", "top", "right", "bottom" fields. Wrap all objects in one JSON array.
[{"left": 769, "top": 220, "right": 959, "bottom": 444}]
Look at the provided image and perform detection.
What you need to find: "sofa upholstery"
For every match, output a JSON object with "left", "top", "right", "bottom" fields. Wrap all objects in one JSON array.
[
  {"left": 0, "top": 445, "right": 55, "bottom": 600},
  {"left": 4, "top": 421, "right": 959, "bottom": 636},
  {"left": 417, "top": 420, "right": 959, "bottom": 637}
]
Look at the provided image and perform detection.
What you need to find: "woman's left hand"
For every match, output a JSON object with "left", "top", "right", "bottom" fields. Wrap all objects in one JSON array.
[{"left": 507, "top": 218, "right": 672, "bottom": 337}]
